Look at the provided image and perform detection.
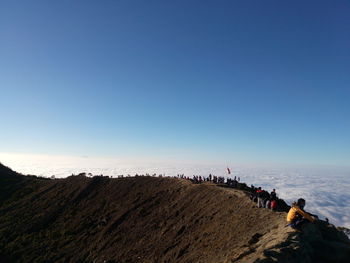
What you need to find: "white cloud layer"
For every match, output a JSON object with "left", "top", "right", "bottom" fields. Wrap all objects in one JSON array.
[{"left": 1, "top": 152, "right": 349, "bottom": 228}]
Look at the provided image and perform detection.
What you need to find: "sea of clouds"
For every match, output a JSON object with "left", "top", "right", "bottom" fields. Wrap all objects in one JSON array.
[{"left": 1, "top": 153, "right": 349, "bottom": 229}]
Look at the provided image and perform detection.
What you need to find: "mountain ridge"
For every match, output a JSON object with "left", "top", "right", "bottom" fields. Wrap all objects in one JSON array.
[{"left": 0, "top": 162, "right": 349, "bottom": 263}]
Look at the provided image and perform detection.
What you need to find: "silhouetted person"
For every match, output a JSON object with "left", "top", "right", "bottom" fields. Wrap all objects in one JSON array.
[
  {"left": 256, "top": 187, "right": 263, "bottom": 208},
  {"left": 270, "top": 189, "right": 277, "bottom": 200}
]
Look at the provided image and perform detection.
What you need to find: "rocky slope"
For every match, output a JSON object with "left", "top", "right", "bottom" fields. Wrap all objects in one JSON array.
[{"left": 0, "top": 163, "right": 349, "bottom": 263}]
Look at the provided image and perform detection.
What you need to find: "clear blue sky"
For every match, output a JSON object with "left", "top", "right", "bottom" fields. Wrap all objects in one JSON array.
[{"left": 1, "top": 0, "right": 349, "bottom": 166}]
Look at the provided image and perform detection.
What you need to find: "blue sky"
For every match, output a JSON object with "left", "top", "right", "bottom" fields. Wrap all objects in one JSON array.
[{"left": 1, "top": 0, "right": 350, "bottom": 166}]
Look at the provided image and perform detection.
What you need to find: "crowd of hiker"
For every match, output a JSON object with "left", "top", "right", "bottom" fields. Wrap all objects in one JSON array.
[
  {"left": 175, "top": 173, "right": 320, "bottom": 230},
  {"left": 176, "top": 173, "right": 224, "bottom": 183},
  {"left": 174, "top": 173, "right": 281, "bottom": 211},
  {"left": 176, "top": 173, "right": 242, "bottom": 185},
  {"left": 250, "top": 187, "right": 278, "bottom": 210},
  {"left": 175, "top": 173, "right": 281, "bottom": 211}
]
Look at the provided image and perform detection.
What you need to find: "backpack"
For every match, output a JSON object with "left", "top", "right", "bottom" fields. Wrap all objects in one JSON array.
[{"left": 271, "top": 200, "right": 277, "bottom": 210}]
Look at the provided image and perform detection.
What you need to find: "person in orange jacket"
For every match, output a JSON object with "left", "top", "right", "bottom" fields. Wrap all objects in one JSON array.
[{"left": 287, "top": 198, "right": 316, "bottom": 230}]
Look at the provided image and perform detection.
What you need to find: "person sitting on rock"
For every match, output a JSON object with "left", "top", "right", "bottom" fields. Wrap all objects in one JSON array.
[{"left": 287, "top": 198, "right": 316, "bottom": 231}]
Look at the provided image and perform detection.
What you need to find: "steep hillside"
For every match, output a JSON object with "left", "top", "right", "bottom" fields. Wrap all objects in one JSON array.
[{"left": 0, "top": 163, "right": 349, "bottom": 263}]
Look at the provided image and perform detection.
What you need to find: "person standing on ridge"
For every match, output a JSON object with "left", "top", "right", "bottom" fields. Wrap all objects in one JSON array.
[
  {"left": 270, "top": 189, "right": 277, "bottom": 200},
  {"left": 256, "top": 187, "right": 264, "bottom": 208}
]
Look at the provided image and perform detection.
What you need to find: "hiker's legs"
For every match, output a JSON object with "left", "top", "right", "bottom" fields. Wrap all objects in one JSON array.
[
  {"left": 289, "top": 218, "right": 307, "bottom": 230},
  {"left": 295, "top": 218, "right": 308, "bottom": 229}
]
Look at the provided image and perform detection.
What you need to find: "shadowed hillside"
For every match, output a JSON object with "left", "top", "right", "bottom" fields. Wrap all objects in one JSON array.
[{"left": 0, "top": 163, "right": 349, "bottom": 263}]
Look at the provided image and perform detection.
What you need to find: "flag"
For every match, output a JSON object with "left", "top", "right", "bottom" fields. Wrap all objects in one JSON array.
[{"left": 227, "top": 167, "right": 231, "bottom": 174}]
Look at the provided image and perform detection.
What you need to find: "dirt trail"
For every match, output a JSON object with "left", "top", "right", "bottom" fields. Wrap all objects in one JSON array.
[{"left": 0, "top": 163, "right": 349, "bottom": 263}]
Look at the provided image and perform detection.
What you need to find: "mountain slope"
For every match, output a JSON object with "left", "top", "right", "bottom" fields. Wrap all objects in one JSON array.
[{"left": 0, "top": 163, "right": 349, "bottom": 263}]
